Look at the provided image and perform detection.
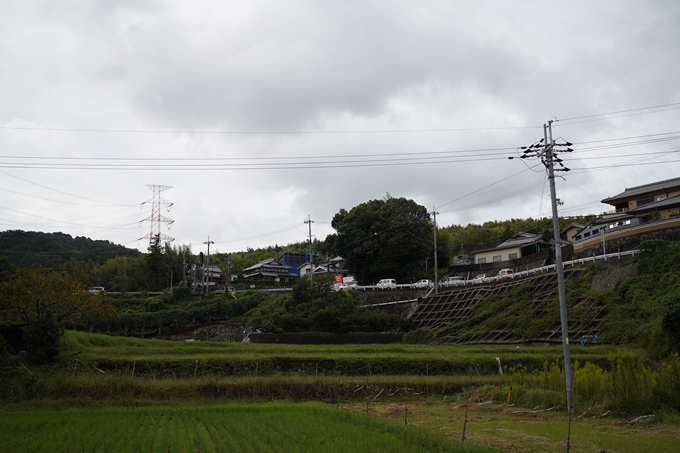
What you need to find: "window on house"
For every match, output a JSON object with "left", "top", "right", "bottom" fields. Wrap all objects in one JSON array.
[
  {"left": 584, "top": 232, "right": 590, "bottom": 237},
  {"left": 637, "top": 197, "right": 653, "bottom": 207},
  {"left": 508, "top": 253, "right": 518, "bottom": 260},
  {"left": 478, "top": 257, "right": 486, "bottom": 263},
  {"left": 493, "top": 255, "right": 502, "bottom": 262},
  {"left": 656, "top": 195, "right": 668, "bottom": 202}
]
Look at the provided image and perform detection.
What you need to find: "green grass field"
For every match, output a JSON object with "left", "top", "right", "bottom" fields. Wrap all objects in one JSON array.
[
  {"left": 5, "top": 331, "right": 677, "bottom": 452},
  {"left": 62, "top": 330, "right": 624, "bottom": 374},
  {"left": 0, "top": 402, "right": 493, "bottom": 453}
]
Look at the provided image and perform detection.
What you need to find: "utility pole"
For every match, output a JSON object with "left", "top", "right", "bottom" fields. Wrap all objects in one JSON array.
[
  {"left": 432, "top": 207, "right": 439, "bottom": 294},
  {"left": 182, "top": 250, "right": 187, "bottom": 287},
  {"left": 227, "top": 255, "right": 232, "bottom": 286},
  {"left": 545, "top": 121, "right": 574, "bottom": 418},
  {"left": 204, "top": 237, "right": 214, "bottom": 295},
  {"left": 305, "top": 215, "right": 314, "bottom": 280},
  {"left": 516, "top": 121, "right": 574, "bottom": 417}
]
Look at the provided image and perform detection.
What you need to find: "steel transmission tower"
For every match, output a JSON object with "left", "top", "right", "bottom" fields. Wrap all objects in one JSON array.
[{"left": 140, "top": 185, "right": 175, "bottom": 246}]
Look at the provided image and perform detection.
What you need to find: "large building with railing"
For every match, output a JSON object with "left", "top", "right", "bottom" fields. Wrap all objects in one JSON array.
[{"left": 572, "top": 177, "right": 680, "bottom": 254}]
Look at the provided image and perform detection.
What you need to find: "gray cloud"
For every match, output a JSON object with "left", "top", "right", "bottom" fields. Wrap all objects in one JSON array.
[{"left": 1, "top": 1, "right": 680, "bottom": 253}]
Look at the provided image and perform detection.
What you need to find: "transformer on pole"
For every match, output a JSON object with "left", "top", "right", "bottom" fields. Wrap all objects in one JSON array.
[{"left": 139, "top": 184, "right": 175, "bottom": 246}]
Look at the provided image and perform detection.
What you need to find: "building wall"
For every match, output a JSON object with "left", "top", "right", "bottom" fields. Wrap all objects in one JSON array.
[
  {"left": 625, "top": 189, "right": 680, "bottom": 210},
  {"left": 475, "top": 246, "right": 521, "bottom": 264},
  {"left": 573, "top": 218, "right": 680, "bottom": 257}
]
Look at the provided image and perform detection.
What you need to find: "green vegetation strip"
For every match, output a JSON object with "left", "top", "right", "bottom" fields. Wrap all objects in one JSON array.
[
  {"left": 0, "top": 402, "right": 493, "bottom": 453},
  {"left": 63, "top": 330, "right": 618, "bottom": 376}
]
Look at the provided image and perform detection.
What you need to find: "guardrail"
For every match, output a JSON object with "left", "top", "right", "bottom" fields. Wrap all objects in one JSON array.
[{"left": 352, "top": 249, "right": 639, "bottom": 291}]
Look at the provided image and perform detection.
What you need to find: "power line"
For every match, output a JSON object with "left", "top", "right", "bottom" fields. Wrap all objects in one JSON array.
[
  {"left": 0, "top": 125, "right": 541, "bottom": 134},
  {"left": 0, "top": 170, "right": 133, "bottom": 206},
  {"left": 556, "top": 102, "right": 680, "bottom": 122}
]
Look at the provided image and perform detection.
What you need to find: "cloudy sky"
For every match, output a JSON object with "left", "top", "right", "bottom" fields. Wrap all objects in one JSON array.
[{"left": 1, "top": 1, "right": 680, "bottom": 255}]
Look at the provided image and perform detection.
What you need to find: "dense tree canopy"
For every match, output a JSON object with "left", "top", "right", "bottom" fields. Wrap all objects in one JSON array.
[
  {"left": 0, "top": 267, "right": 114, "bottom": 327},
  {"left": 329, "top": 196, "right": 432, "bottom": 284},
  {"left": 248, "top": 276, "right": 402, "bottom": 333}
]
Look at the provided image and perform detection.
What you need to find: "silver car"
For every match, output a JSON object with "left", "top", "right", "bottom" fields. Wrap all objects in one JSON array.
[{"left": 412, "top": 279, "right": 433, "bottom": 289}]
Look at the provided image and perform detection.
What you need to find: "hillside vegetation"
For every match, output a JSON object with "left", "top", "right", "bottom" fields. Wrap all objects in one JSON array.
[{"left": 0, "top": 230, "right": 139, "bottom": 269}]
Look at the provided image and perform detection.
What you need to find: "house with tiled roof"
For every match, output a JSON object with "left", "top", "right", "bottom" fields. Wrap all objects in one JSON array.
[
  {"left": 472, "top": 232, "right": 552, "bottom": 264},
  {"left": 572, "top": 177, "right": 680, "bottom": 253},
  {"left": 242, "top": 258, "right": 299, "bottom": 281},
  {"left": 601, "top": 176, "right": 680, "bottom": 218}
]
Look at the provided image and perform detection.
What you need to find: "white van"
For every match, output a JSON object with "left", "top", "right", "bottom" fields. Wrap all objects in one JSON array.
[{"left": 376, "top": 279, "right": 397, "bottom": 289}]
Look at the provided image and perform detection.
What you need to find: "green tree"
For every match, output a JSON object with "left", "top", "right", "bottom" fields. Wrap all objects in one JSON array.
[
  {"left": 329, "top": 196, "right": 431, "bottom": 283},
  {"left": 0, "top": 257, "right": 16, "bottom": 283},
  {"left": 94, "top": 256, "right": 146, "bottom": 292},
  {"left": 23, "top": 311, "right": 61, "bottom": 364},
  {"left": 0, "top": 267, "right": 114, "bottom": 327},
  {"left": 249, "top": 276, "right": 400, "bottom": 333},
  {"left": 662, "top": 292, "right": 680, "bottom": 352},
  {"left": 145, "top": 235, "right": 169, "bottom": 291}
]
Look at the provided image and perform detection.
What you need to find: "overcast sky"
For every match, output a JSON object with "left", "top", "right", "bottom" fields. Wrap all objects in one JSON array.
[{"left": 1, "top": 1, "right": 680, "bottom": 256}]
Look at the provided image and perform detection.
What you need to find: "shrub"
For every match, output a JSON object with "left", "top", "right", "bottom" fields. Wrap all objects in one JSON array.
[
  {"left": 172, "top": 287, "right": 192, "bottom": 301},
  {"left": 654, "top": 353, "right": 680, "bottom": 411},
  {"left": 608, "top": 350, "right": 656, "bottom": 414},
  {"left": 24, "top": 311, "right": 61, "bottom": 364}
]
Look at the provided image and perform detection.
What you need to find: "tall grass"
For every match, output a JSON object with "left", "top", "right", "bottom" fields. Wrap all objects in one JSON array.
[{"left": 501, "top": 350, "right": 680, "bottom": 414}]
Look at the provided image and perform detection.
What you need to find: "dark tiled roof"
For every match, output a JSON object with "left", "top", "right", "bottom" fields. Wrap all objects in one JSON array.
[
  {"left": 601, "top": 177, "right": 680, "bottom": 204},
  {"left": 497, "top": 233, "right": 548, "bottom": 248},
  {"left": 628, "top": 194, "right": 680, "bottom": 214},
  {"left": 242, "top": 258, "right": 291, "bottom": 272},
  {"left": 472, "top": 232, "right": 550, "bottom": 254}
]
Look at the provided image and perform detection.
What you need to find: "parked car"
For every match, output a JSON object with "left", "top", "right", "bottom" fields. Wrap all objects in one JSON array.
[
  {"left": 338, "top": 283, "right": 358, "bottom": 291},
  {"left": 376, "top": 278, "right": 397, "bottom": 289},
  {"left": 497, "top": 268, "right": 514, "bottom": 280},
  {"left": 89, "top": 286, "right": 105, "bottom": 295},
  {"left": 440, "top": 276, "right": 464, "bottom": 287},
  {"left": 412, "top": 279, "right": 433, "bottom": 289},
  {"left": 471, "top": 274, "right": 493, "bottom": 284}
]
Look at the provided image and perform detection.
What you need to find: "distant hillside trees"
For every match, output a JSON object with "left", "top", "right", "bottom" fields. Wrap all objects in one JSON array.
[{"left": 0, "top": 230, "right": 139, "bottom": 269}]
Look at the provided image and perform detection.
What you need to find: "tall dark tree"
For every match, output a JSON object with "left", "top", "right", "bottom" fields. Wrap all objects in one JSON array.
[
  {"left": 145, "top": 235, "right": 169, "bottom": 291},
  {"left": 330, "top": 196, "right": 431, "bottom": 284}
]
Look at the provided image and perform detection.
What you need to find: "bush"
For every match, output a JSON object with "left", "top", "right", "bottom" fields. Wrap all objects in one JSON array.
[
  {"left": 172, "top": 287, "right": 192, "bottom": 301},
  {"left": 654, "top": 353, "right": 680, "bottom": 411},
  {"left": 24, "top": 311, "right": 61, "bottom": 364}
]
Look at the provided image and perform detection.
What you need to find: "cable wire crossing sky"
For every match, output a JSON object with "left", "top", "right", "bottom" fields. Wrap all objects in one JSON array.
[{"left": 1, "top": 1, "right": 679, "bottom": 253}]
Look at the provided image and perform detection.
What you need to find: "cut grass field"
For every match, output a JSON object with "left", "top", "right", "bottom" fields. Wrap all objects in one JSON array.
[
  {"left": 0, "top": 402, "right": 493, "bottom": 453},
  {"left": 345, "top": 400, "right": 680, "bottom": 453}
]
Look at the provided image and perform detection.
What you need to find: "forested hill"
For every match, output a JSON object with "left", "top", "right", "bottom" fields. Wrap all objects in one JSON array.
[{"left": 0, "top": 230, "right": 140, "bottom": 269}]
